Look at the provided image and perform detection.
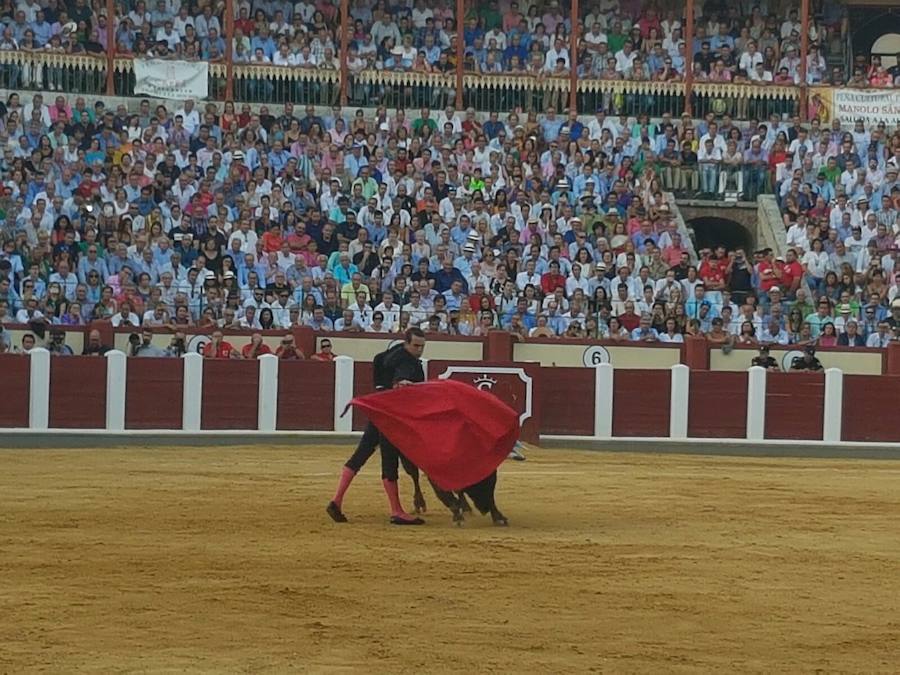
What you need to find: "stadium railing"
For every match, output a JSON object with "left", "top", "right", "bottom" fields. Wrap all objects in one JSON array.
[{"left": 0, "top": 49, "right": 873, "bottom": 123}]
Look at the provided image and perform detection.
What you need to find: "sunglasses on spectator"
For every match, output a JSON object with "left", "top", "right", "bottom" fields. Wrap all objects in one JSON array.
[{"left": 321, "top": 343, "right": 332, "bottom": 349}]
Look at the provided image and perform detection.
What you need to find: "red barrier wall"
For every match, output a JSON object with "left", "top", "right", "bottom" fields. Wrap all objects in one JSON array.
[
  {"left": 842, "top": 375, "right": 900, "bottom": 443},
  {"left": 612, "top": 369, "right": 671, "bottom": 437},
  {"left": 688, "top": 371, "right": 748, "bottom": 439},
  {"left": 0, "top": 354, "right": 29, "bottom": 427},
  {"left": 764, "top": 373, "right": 824, "bottom": 440},
  {"left": 49, "top": 356, "right": 106, "bottom": 429},
  {"left": 427, "top": 361, "right": 543, "bottom": 442},
  {"left": 4, "top": 352, "right": 900, "bottom": 443},
  {"left": 125, "top": 357, "right": 184, "bottom": 430},
  {"left": 277, "top": 361, "right": 336, "bottom": 430},
  {"left": 201, "top": 360, "right": 259, "bottom": 430},
  {"left": 352, "top": 361, "right": 374, "bottom": 431},
  {"left": 540, "top": 367, "right": 594, "bottom": 435}
]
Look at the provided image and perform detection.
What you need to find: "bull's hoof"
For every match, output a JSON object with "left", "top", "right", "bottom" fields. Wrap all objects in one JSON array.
[
  {"left": 491, "top": 510, "right": 509, "bottom": 527},
  {"left": 413, "top": 490, "right": 427, "bottom": 514}
]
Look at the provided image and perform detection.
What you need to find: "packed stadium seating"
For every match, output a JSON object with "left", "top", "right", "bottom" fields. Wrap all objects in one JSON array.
[{"left": 0, "top": 0, "right": 898, "bottom": 362}]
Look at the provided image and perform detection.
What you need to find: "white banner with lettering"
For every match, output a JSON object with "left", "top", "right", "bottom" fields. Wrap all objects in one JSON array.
[
  {"left": 133, "top": 59, "right": 208, "bottom": 100},
  {"left": 830, "top": 88, "right": 900, "bottom": 126}
]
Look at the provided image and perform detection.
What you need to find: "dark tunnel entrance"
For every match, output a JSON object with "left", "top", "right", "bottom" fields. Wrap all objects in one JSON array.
[{"left": 688, "top": 217, "right": 755, "bottom": 254}]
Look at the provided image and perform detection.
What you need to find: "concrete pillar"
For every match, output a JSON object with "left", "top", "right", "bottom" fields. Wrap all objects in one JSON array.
[
  {"left": 104, "top": 350, "right": 127, "bottom": 431},
  {"left": 823, "top": 368, "right": 843, "bottom": 443},
  {"left": 28, "top": 347, "right": 50, "bottom": 430},
  {"left": 257, "top": 354, "right": 279, "bottom": 432},
  {"left": 669, "top": 364, "right": 690, "bottom": 439},
  {"left": 593, "top": 363, "right": 613, "bottom": 438},
  {"left": 746, "top": 366, "right": 766, "bottom": 441},
  {"left": 333, "top": 355, "right": 355, "bottom": 432},
  {"left": 182, "top": 352, "right": 203, "bottom": 431}
]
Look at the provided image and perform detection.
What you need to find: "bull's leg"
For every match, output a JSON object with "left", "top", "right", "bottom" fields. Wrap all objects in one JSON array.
[
  {"left": 489, "top": 502, "right": 509, "bottom": 527},
  {"left": 456, "top": 492, "right": 472, "bottom": 513},
  {"left": 469, "top": 472, "right": 508, "bottom": 525},
  {"left": 400, "top": 453, "right": 426, "bottom": 514},
  {"left": 484, "top": 471, "right": 508, "bottom": 525},
  {"left": 427, "top": 478, "right": 466, "bottom": 526}
]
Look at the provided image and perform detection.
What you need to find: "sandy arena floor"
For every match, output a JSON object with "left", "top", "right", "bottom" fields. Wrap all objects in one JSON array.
[{"left": 2, "top": 445, "right": 900, "bottom": 672}]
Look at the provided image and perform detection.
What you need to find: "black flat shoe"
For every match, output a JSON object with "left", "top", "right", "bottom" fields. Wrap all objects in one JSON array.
[
  {"left": 326, "top": 501, "right": 348, "bottom": 523},
  {"left": 390, "top": 515, "right": 425, "bottom": 525}
]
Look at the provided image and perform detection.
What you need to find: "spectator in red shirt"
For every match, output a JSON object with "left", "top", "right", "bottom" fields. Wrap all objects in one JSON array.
[
  {"left": 756, "top": 250, "right": 780, "bottom": 297},
  {"left": 468, "top": 282, "right": 494, "bottom": 313},
  {"left": 287, "top": 222, "right": 311, "bottom": 253},
  {"left": 241, "top": 333, "right": 272, "bottom": 359},
  {"left": 203, "top": 330, "right": 238, "bottom": 358},
  {"left": 661, "top": 231, "right": 687, "bottom": 267},
  {"left": 779, "top": 248, "right": 804, "bottom": 298},
  {"left": 618, "top": 300, "right": 641, "bottom": 332},
  {"left": 540, "top": 260, "right": 566, "bottom": 296},
  {"left": 311, "top": 338, "right": 336, "bottom": 361},
  {"left": 698, "top": 255, "right": 727, "bottom": 294},
  {"left": 276, "top": 334, "right": 306, "bottom": 359},
  {"left": 260, "top": 224, "right": 285, "bottom": 253}
]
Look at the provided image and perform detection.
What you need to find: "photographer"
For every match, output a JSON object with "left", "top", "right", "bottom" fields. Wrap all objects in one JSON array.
[
  {"left": 46, "top": 328, "right": 74, "bottom": 355},
  {"left": 275, "top": 333, "right": 305, "bottom": 360},
  {"left": 790, "top": 344, "right": 823, "bottom": 372},
  {"left": 164, "top": 331, "right": 187, "bottom": 357}
]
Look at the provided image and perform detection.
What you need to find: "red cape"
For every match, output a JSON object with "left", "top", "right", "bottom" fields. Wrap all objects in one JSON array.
[{"left": 347, "top": 379, "right": 519, "bottom": 491}]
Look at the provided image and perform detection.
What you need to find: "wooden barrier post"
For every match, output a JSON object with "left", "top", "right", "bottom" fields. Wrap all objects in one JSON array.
[
  {"left": 292, "top": 325, "right": 316, "bottom": 359},
  {"left": 746, "top": 366, "right": 766, "bottom": 440},
  {"left": 105, "top": 0, "right": 115, "bottom": 95},
  {"left": 28, "top": 347, "right": 50, "bottom": 430},
  {"left": 339, "top": 0, "right": 349, "bottom": 106},
  {"left": 105, "top": 350, "right": 127, "bottom": 431},
  {"left": 182, "top": 352, "right": 203, "bottom": 431},
  {"left": 333, "top": 355, "right": 354, "bottom": 432},
  {"left": 799, "top": 0, "right": 809, "bottom": 119},
  {"left": 885, "top": 342, "right": 900, "bottom": 375},
  {"left": 224, "top": 0, "right": 235, "bottom": 100},
  {"left": 593, "top": 362, "right": 613, "bottom": 438},
  {"left": 485, "top": 329, "right": 514, "bottom": 361},
  {"left": 683, "top": 0, "right": 694, "bottom": 116},
  {"left": 669, "top": 364, "right": 689, "bottom": 439},
  {"left": 257, "top": 354, "right": 279, "bottom": 432},
  {"left": 455, "top": 0, "right": 464, "bottom": 110},
  {"left": 569, "top": 0, "right": 578, "bottom": 113},
  {"left": 823, "top": 368, "right": 843, "bottom": 442},
  {"left": 683, "top": 335, "right": 710, "bottom": 370}
]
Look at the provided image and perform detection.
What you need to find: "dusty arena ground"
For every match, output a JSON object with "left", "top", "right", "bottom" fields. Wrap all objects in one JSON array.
[{"left": 2, "top": 445, "right": 900, "bottom": 672}]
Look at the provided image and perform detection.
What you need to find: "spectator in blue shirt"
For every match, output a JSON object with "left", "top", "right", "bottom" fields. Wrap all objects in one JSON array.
[
  {"left": 434, "top": 257, "right": 468, "bottom": 294},
  {"left": 630, "top": 314, "right": 660, "bottom": 342},
  {"left": 540, "top": 109, "right": 563, "bottom": 143}
]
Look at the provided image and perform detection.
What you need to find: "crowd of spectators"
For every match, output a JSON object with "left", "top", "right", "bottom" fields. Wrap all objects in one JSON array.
[
  {"left": 97, "top": 0, "right": 860, "bottom": 88},
  {"left": 0, "top": 87, "right": 899, "bottom": 360},
  {"left": 0, "top": 0, "right": 882, "bottom": 92},
  {"left": 0, "top": 0, "right": 886, "bottom": 204}
]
